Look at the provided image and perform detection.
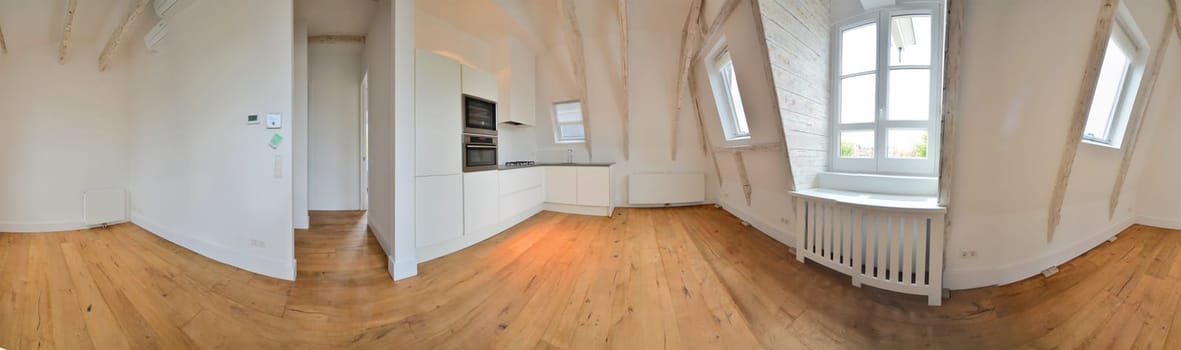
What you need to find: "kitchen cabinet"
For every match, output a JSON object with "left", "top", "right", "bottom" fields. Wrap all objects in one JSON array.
[
  {"left": 499, "top": 167, "right": 545, "bottom": 222},
  {"left": 463, "top": 171, "right": 500, "bottom": 235},
  {"left": 576, "top": 167, "right": 611, "bottom": 207},
  {"left": 544, "top": 167, "right": 578, "bottom": 205},
  {"left": 461, "top": 65, "right": 497, "bottom": 101},
  {"left": 415, "top": 50, "right": 462, "bottom": 176},
  {"left": 415, "top": 175, "right": 463, "bottom": 248}
]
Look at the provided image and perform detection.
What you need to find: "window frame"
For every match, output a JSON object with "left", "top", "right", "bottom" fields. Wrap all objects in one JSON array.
[
  {"left": 1081, "top": 6, "right": 1147, "bottom": 149},
  {"left": 552, "top": 100, "right": 586, "bottom": 144},
  {"left": 830, "top": 4, "right": 944, "bottom": 177},
  {"left": 707, "top": 44, "right": 752, "bottom": 141}
]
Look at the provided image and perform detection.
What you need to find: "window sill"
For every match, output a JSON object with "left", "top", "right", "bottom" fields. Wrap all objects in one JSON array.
[
  {"left": 814, "top": 172, "right": 938, "bottom": 197},
  {"left": 1081, "top": 139, "right": 1122, "bottom": 150},
  {"left": 792, "top": 188, "right": 944, "bottom": 212},
  {"left": 555, "top": 140, "right": 585, "bottom": 144},
  {"left": 724, "top": 136, "right": 752, "bottom": 142}
]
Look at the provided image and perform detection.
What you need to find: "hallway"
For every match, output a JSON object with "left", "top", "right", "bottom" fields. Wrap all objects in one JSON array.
[{"left": 1, "top": 207, "right": 1177, "bottom": 348}]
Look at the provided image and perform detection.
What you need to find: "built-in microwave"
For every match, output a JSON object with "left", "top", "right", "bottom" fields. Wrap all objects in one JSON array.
[
  {"left": 463, "top": 94, "right": 497, "bottom": 136},
  {"left": 463, "top": 134, "right": 498, "bottom": 172}
]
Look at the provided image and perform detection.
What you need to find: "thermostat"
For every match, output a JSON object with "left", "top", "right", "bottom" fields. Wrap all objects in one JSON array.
[{"left": 266, "top": 113, "right": 282, "bottom": 129}]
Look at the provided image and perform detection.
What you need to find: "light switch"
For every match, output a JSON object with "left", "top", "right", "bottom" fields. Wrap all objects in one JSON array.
[{"left": 266, "top": 113, "right": 282, "bottom": 129}]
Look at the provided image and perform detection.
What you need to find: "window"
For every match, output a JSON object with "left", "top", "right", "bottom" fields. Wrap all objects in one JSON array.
[
  {"left": 832, "top": 5, "right": 943, "bottom": 176},
  {"left": 1082, "top": 11, "right": 1145, "bottom": 148},
  {"left": 553, "top": 100, "right": 585, "bottom": 143},
  {"left": 710, "top": 49, "right": 751, "bottom": 140}
]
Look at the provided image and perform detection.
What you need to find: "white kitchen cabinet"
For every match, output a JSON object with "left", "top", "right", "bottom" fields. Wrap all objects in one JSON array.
[
  {"left": 461, "top": 65, "right": 497, "bottom": 101},
  {"left": 415, "top": 175, "right": 463, "bottom": 248},
  {"left": 415, "top": 50, "right": 462, "bottom": 176},
  {"left": 500, "top": 39, "right": 535, "bottom": 126},
  {"left": 499, "top": 167, "right": 544, "bottom": 195},
  {"left": 545, "top": 167, "right": 578, "bottom": 205},
  {"left": 464, "top": 171, "right": 500, "bottom": 235},
  {"left": 499, "top": 167, "right": 545, "bottom": 222},
  {"left": 576, "top": 167, "right": 611, "bottom": 207}
]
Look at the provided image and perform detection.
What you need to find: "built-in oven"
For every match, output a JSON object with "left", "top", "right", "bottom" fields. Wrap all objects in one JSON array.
[
  {"left": 463, "top": 134, "right": 498, "bottom": 172},
  {"left": 463, "top": 94, "right": 497, "bottom": 136}
]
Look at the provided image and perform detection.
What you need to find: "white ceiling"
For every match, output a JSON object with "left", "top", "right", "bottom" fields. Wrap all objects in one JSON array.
[{"left": 295, "top": 0, "right": 378, "bottom": 36}]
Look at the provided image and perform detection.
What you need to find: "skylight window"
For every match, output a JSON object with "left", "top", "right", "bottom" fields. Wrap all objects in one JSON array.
[
  {"left": 1082, "top": 18, "right": 1143, "bottom": 148},
  {"left": 710, "top": 49, "right": 751, "bottom": 141},
  {"left": 553, "top": 101, "right": 585, "bottom": 143}
]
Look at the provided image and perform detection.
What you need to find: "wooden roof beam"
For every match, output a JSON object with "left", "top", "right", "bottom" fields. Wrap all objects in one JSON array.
[
  {"left": 0, "top": 21, "right": 8, "bottom": 54},
  {"left": 1171, "top": 0, "right": 1181, "bottom": 39},
  {"left": 560, "top": 0, "right": 593, "bottom": 160},
  {"left": 98, "top": 0, "right": 151, "bottom": 72},
  {"left": 60, "top": 0, "right": 78, "bottom": 63},
  {"left": 618, "top": 0, "right": 630, "bottom": 160},
  {"left": 672, "top": 0, "right": 703, "bottom": 161},
  {"left": 1048, "top": 0, "right": 1119, "bottom": 240}
]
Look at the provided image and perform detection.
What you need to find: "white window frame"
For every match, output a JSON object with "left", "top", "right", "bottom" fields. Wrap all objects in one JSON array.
[
  {"left": 1082, "top": 5, "right": 1147, "bottom": 149},
  {"left": 830, "top": 4, "right": 944, "bottom": 176},
  {"left": 707, "top": 42, "right": 752, "bottom": 141},
  {"left": 552, "top": 100, "right": 585, "bottom": 144}
]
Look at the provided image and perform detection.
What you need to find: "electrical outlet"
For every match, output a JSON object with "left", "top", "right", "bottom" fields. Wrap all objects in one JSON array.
[
  {"left": 960, "top": 250, "right": 977, "bottom": 258},
  {"left": 251, "top": 239, "right": 266, "bottom": 248},
  {"left": 780, "top": 217, "right": 789, "bottom": 224}
]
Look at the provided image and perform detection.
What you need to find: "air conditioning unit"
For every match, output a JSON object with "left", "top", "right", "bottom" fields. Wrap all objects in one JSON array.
[
  {"left": 154, "top": 0, "right": 178, "bottom": 18},
  {"left": 144, "top": 20, "right": 168, "bottom": 52}
]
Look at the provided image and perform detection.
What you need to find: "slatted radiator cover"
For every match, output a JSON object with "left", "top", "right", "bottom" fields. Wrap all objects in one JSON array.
[{"left": 792, "top": 191, "right": 947, "bottom": 306}]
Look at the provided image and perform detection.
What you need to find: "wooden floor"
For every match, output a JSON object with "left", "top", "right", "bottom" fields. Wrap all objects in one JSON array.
[{"left": 1, "top": 207, "right": 1179, "bottom": 349}]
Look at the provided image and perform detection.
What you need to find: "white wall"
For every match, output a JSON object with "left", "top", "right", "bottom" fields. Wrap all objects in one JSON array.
[
  {"left": 691, "top": 0, "right": 802, "bottom": 244},
  {"left": 532, "top": 0, "right": 711, "bottom": 207},
  {"left": 308, "top": 43, "right": 364, "bottom": 211},
  {"left": 366, "top": 0, "right": 418, "bottom": 280},
  {"left": 294, "top": 21, "right": 310, "bottom": 229},
  {"left": 940, "top": 0, "right": 1177, "bottom": 288},
  {"left": 0, "top": 33, "right": 131, "bottom": 233},
  {"left": 1136, "top": 63, "right": 1181, "bottom": 226},
  {"left": 127, "top": 0, "right": 296, "bottom": 280}
]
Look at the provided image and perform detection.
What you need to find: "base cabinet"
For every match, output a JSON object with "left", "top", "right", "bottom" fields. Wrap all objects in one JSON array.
[
  {"left": 544, "top": 167, "right": 578, "bottom": 205},
  {"left": 463, "top": 171, "right": 500, "bottom": 235},
  {"left": 415, "top": 175, "right": 463, "bottom": 248}
]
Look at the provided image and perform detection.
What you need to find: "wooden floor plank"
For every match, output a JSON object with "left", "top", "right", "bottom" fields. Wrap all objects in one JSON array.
[{"left": 3, "top": 207, "right": 1181, "bottom": 348}]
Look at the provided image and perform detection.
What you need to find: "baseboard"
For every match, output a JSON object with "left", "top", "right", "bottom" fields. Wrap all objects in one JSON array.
[
  {"left": 131, "top": 214, "right": 296, "bottom": 281},
  {"left": 295, "top": 214, "right": 310, "bottom": 230},
  {"left": 617, "top": 202, "right": 709, "bottom": 208},
  {"left": 543, "top": 203, "right": 612, "bottom": 217},
  {"left": 368, "top": 222, "right": 392, "bottom": 256},
  {"left": 943, "top": 215, "right": 1137, "bottom": 290},
  {"left": 1136, "top": 216, "right": 1181, "bottom": 230},
  {"left": 0, "top": 220, "right": 115, "bottom": 233},
  {"left": 390, "top": 255, "right": 417, "bottom": 280},
  {"left": 717, "top": 201, "right": 795, "bottom": 248},
  {"left": 417, "top": 205, "right": 544, "bottom": 263}
]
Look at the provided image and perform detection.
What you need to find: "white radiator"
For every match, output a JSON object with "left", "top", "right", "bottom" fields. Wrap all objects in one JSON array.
[
  {"left": 84, "top": 188, "right": 127, "bottom": 226},
  {"left": 628, "top": 173, "right": 705, "bottom": 205},
  {"left": 792, "top": 192, "right": 946, "bottom": 305}
]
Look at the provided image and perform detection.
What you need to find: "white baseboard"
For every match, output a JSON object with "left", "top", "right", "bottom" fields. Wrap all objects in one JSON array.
[
  {"left": 417, "top": 204, "right": 544, "bottom": 263},
  {"left": 1136, "top": 216, "right": 1181, "bottom": 230},
  {"left": 369, "top": 222, "right": 392, "bottom": 256},
  {"left": 543, "top": 203, "right": 612, "bottom": 217},
  {"left": 616, "top": 202, "right": 708, "bottom": 209},
  {"left": 294, "top": 214, "right": 310, "bottom": 230},
  {"left": 131, "top": 214, "right": 296, "bottom": 281},
  {"left": 390, "top": 255, "right": 417, "bottom": 280},
  {"left": 717, "top": 201, "right": 795, "bottom": 248},
  {"left": 943, "top": 215, "right": 1137, "bottom": 290},
  {"left": 0, "top": 220, "right": 107, "bottom": 233}
]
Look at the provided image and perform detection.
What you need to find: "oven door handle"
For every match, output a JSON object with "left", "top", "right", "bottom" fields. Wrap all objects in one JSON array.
[{"left": 466, "top": 145, "right": 497, "bottom": 149}]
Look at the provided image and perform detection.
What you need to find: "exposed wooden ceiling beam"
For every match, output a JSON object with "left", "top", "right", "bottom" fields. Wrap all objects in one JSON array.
[
  {"left": 309, "top": 35, "right": 366, "bottom": 44},
  {"left": 1109, "top": 10, "right": 1174, "bottom": 218},
  {"left": 0, "top": 21, "right": 8, "bottom": 54},
  {"left": 98, "top": 0, "right": 151, "bottom": 72},
  {"left": 734, "top": 152, "right": 752, "bottom": 206},
  {"left": 1170, "top": 0, "right": 1181, "bottom": 39},
  {"left": 59, "top": 0, "right": 78, "bottom": 64},
  {"left": 687, "top": 57, "right": 720, "bottom": 185},
  {"left": 1048, "top": 0, "right": 1119, "bottom": 240},
  {"left": 560, "top": 0, "right": 593, "bottom": 160},
  {"left": 939, "top": 0, "right": 963, "bottom": 208},
  {"left": 713, "top": 142, "right": 785, "bottom": 153},
  {"left": 618, "top": 0, "right": 630, "bottom": 160},
  {"left": 672, "top": 0, "right": 704, "bottom": 161}
]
